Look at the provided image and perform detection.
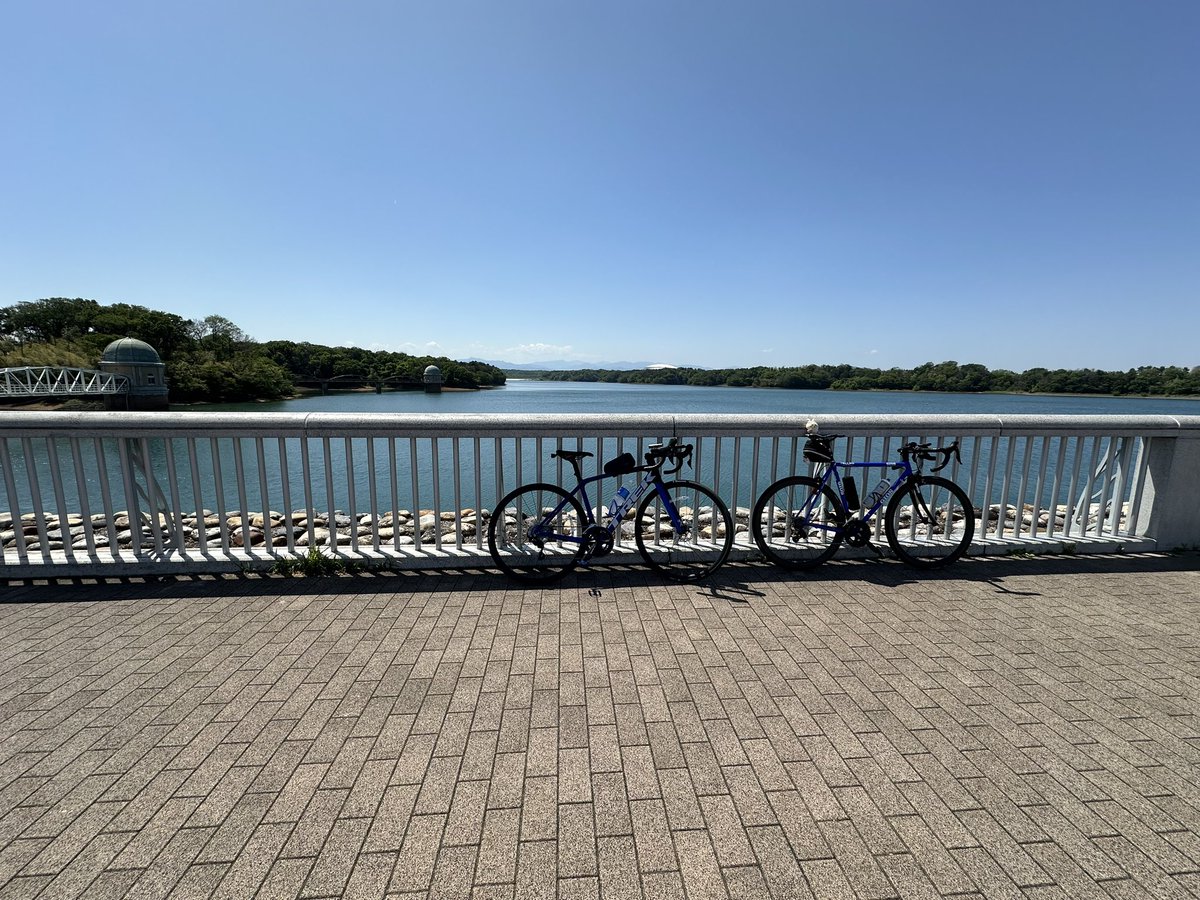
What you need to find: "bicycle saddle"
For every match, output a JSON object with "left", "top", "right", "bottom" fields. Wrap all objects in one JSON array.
[{"left": 552, "top": 449, "right": 593, "bottom": 462}]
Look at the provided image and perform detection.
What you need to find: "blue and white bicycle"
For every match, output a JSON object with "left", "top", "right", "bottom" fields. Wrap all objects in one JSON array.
[
  {"left": 751, "top": 425, "right": 975, "bottom": 570},
  {"left": 487, "top": 438, "right": 734, "bottom": 584}
]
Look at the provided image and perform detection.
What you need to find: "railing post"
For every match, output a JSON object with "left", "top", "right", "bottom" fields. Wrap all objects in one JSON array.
[{"left": 1135, "top": 434, "right": 1200, "bottom": 549}]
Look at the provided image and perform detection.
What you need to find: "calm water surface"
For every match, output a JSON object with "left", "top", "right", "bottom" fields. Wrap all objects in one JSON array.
[
  {"left": 11, "top": 381, "right": 1197, "bottom": 520},
  {"left": 199, "top": 379, "right": 1200, "bottom": 416}
]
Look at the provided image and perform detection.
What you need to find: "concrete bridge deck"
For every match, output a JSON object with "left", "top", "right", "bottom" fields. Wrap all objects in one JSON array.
[{"left": 1, "top": 555, "right": 1198, "bottom": 899}]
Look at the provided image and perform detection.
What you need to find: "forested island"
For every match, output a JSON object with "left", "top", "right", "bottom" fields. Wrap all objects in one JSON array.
[
  {"left": 0, "top": 297, "right": 506, "bottom": 403},
  {"left": 521, "top": 360, "right": 1200, "bottom": 397},
  {"left": 4, "top": 297, "right": 1198, "bottom": 404}
]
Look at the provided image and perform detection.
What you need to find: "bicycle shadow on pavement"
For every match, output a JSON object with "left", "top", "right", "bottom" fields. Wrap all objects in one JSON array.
[
  {"left": 696, "top": 551, "right": 1200, "bottom": 601},
  {"left": 2, "top": 551, "right": 1196, "bottom": 606}
]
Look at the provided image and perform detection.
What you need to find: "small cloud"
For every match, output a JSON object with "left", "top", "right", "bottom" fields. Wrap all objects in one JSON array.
[
  {"left": 504, "top": 342, "right": 576, "bottom": 362},
  {"left": 369, "top": 340, "right": 445, "bottom": 355},
  {"left": 371, "top": 341, "right": 421, "bottom": 353},
  {"left": 760, "top": 348, "right": 774, "bottom": 354},
  {"left": 867, "top": 349, "right": 879, "bottom": 355}
]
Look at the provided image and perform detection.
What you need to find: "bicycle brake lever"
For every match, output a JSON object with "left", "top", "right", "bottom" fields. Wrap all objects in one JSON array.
[
  {"left": 931, "top": 441, "right": 960, "bottom": 473},
  {"left": 680, "top": 445, "right": 694, "bottom": 473}
]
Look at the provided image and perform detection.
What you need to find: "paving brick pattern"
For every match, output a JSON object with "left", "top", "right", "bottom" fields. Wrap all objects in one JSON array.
[{"left": 1, "top": 553, "right": 1198, "bottom": 899}]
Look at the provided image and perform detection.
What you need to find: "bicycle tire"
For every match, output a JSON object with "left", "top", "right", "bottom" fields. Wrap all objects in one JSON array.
[
  {"left": 751, "top": 476, "right": 845, "bottom": 570},
  {"left": 634, "top": 480, "right": 734, "bottom": 582},
  {"left": 488, "top": 482, "right": 587, "bottom": 584},
  {"left": 883, "top": 475, "right": 975, "bottom": 569}
]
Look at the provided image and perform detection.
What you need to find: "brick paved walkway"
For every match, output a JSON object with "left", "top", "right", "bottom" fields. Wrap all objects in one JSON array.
[{"left": 1, "top": 554, "right": 1198, "bottom": 899}]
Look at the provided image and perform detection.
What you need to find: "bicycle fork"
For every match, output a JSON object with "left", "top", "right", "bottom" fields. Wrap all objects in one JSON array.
[
  {"left": 905, "top": 477, "right": 939, "bottom": 527},
  {"left": 648, "top": 479, "right": 690, "bottom": 539}
]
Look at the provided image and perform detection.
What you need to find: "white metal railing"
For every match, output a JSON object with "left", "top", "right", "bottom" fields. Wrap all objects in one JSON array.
[
  {"left": 0, "top": 366, "right": 129, "bottom": 397},
  {"left": 3, "top": 411, "right": 1197, "bottom": 577}
]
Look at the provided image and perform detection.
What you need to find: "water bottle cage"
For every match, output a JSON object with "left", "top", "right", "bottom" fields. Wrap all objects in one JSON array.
[
  {"left": 607, "top": 486, "right": 633, "bottom": 519},
  {"left": 865, "top": 478, "right": 892, "bottom": 508}
]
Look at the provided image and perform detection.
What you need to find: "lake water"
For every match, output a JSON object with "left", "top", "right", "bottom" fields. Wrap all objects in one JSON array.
[
  {"left": 200, "top": 379, "right": 1200, "bottom": 417},
  {"left": 8, "top": 381, "right": 1194, "bottom": 523},
  {"left": 187, "top": 382, "right": 1195, "bottom": 521}
]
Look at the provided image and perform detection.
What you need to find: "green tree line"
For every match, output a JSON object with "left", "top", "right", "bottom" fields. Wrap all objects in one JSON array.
[
  {"left": 526, "top": 359, "right": 1200, "bottom": 396},
  {"left": 0, "top": 297, "right": 506, "bottom": 403}
]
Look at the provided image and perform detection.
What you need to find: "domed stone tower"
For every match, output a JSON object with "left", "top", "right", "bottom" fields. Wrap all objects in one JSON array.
[
  {"left": 98, "top": 338, "right": 169, "bottom": 410},
  {"left": 423, "top": 364, "right": 444, "bottom": 393}
]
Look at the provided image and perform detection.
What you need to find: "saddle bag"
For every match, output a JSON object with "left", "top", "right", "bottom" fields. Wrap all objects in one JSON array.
[
  {"left": 603, "top": 452, "right": 637, "bottom": 476},
  {"left": 802, "top": 436, "right": 833, "bottom": 463}
]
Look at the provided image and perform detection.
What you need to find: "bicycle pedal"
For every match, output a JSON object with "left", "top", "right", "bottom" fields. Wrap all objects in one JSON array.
[{"left": 866, "top": 542, "right": 884, "bottom": 557}]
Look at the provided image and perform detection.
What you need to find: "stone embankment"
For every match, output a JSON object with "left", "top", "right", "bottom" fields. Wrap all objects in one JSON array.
[
  {"left": 979, "top": 502, "right": 1128, "bottom": 532},
  {"left": 2, "top": 509, "right": 477, "bottom": 552},
  {"left": 2, "top": 500, "right": 1127, "bottom": 554},
  {"left": 1, "top": 506, "right": 732, "bottom": 552}
]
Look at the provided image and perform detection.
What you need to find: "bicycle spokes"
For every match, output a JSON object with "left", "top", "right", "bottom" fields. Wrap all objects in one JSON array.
[
  {"left": 488, "top": 483, "right": 587, "bottom": 584},
  {"left": 884, "top": 477, "right": 974, "bottom": 568},
  {"left": 752, "top": 432, "right": 974, "bottom": 572},
  {"left": 751, "top": 476, "right": 845, "bottom": 570},
  {"left": 488, "top": 440, "right": 734, "bottom": 584},
  {"left": 634, "top": 481, "right": 734, "bottom": 582}
]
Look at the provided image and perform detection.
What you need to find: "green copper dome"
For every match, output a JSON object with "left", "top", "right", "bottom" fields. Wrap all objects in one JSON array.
[{"left": 101, "top": 337, "right": 162, "bottom": 365}]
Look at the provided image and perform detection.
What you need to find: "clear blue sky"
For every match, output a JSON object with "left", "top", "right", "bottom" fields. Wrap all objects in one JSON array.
[{"left": 4, "top": 1, "right": 1197, "bottom": 370}]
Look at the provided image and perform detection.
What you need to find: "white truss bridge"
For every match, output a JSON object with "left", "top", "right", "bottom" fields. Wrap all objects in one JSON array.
[{"left": 0, "top": 366, "right": 130, "bottom": 398}]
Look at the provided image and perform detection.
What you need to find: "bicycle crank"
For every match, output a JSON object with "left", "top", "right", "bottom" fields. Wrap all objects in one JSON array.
[
  {"left": 842, "top": 518, "right": 873, "bottom": 548},
  {"left": 580, "top": 525, "right": 614, "bottom": 560}
]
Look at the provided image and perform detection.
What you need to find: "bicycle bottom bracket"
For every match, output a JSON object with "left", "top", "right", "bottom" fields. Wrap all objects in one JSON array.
[
  {"left": 843, "top": 518, "right": 873, "bottom": 548},
  {"left": 581, "top": 525, "right": 614, "bottom": 560}
]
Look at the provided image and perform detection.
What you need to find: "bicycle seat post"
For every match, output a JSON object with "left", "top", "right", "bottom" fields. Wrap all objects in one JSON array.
[
  {"left": 552, "top": 449, "right": 592, "bottom": 484},
  {"left": 565, "top": 456, "right": 585, "bottom": 484}
]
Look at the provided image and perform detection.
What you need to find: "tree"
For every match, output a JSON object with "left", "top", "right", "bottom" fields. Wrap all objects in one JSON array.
[
  {"left": 90, "top": 304, "right": 194, "bottom": 357},
  {"left": 189, "top": 315, "right": 251, "bottom": 360},
  {"left": 957, "top": 363, "right": 991, "bottom": 392},
  {"left": 0, "top": 298, "right": 100, "bottom": 343},
  {"left": 190, "top": 314, "right": 248, "bottom": 343}
]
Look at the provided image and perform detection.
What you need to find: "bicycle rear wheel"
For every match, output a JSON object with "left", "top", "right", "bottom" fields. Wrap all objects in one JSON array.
[
  {"left": 750, "top": 476, "right": 845, "bottom": 570},
  {"left": 634, "top": 480, "right": 733, "bottom": 582},
  {"left": 883, "top": 476, "right": 975, "bottom": 568},
  {"left": 488, "top": 483, "right": 587, "bottom": 584}
]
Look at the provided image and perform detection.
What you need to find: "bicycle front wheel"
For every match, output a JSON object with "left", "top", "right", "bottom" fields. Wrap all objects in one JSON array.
[
  {"left": 883, "top": 476, "right": 975, "bottom": 569},
  {"left": 488, "top": 483, "right": 587, "bottom": 584},
  {"left": 634, "top": 481, "right": 733, "bottom": 582},
  {"left": 751, "top": 476, "right": 845, "bottom": 570}
]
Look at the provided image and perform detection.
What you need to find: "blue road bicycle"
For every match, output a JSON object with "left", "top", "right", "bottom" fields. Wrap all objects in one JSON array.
[
  {"left": 488, "top": 438, "right": 734, "bottom": 584},
  {"left": 751, "top": 429, "right": 976, "bottom": 570}
]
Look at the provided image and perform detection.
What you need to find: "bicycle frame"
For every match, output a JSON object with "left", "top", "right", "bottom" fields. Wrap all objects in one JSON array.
[
  {"left": 809, "top": 457, "right": 916, "bottom": 532},
  {"left": 528, "top": 465, "right": 684, "bottom": 548},
  {"left": 491, "top": 438, "right": 733, "bottom": 584},
  {"left": 752, "top": 434, "right": 974, "bottom": 572}
]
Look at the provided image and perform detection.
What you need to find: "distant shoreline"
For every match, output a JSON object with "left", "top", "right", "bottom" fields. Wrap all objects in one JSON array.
[
  {"left": 4, "top": 383, "right": 1200, "bottom": 412},
  {"left": 500, "top": 379, "right": 1200, "bottom": 402}
]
